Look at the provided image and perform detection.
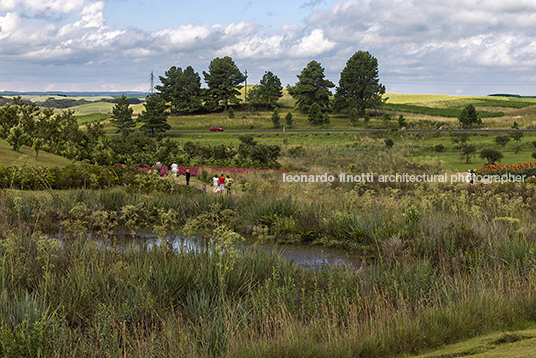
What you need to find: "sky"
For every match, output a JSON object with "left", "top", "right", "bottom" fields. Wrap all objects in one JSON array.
[{"left": 2, "top": 0, "right": 536, "bottom": 95}]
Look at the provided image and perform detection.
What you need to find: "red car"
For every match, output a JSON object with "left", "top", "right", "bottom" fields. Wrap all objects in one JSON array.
[{"left": 209, "top": 126, "right": 224, "bottom": 131}]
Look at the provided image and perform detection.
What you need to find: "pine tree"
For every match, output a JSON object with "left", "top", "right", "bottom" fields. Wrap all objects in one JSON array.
[
  {"left": 285, "top": 112, "right": 293, "bottom": 128},
  {"left": 138, "top": 94, "right": 171, "bottom": 136},
  {"left": 110, "top": 95, "right": 135, "bottom": 138},
  {"left": 271, "top": 107, "right": 280, "bottom": 128},
  {"left": 334, "top": 51, "right": 386, "bottom": 116},
  {"left": 287, "top": 61, "right": 334, "bottom": 111}
]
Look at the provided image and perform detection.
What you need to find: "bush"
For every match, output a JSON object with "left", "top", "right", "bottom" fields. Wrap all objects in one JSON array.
[
  {"left": 434, "top": 144, "right": 445, "bottom": 152},
  {"left": 480, "top": 148, "right": 503, "bottom": 164}
]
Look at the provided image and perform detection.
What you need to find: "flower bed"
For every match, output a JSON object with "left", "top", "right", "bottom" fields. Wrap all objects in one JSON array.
[
  {"left": 115, "top": 164, "right": 290, "bottom": 177},
  {"left": 173, "top": 165, "right": 290, "bottom": 177},
  {"left": 475, "top": 161, "right": 536, "bottom": 177}
]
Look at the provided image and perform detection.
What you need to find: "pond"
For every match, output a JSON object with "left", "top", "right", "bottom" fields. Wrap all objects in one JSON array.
[{"left": 62, "top": 232, "right": 362, "bottom": 270}]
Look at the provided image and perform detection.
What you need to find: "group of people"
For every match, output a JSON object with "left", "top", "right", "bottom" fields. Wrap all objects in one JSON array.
[
  {"left": 155, "top": 162, "right": 236, "bottom": 193},
  {"left": 213, "top": 174, "right": 233, "bottom": 195},
  {"left": 156, "top": 162, "right": 191, "bottom": 185}
]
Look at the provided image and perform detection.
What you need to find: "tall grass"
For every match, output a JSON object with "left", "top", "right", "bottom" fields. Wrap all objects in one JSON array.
[{"left": 1, "top": 140, "right": 536, "bottom": 356}]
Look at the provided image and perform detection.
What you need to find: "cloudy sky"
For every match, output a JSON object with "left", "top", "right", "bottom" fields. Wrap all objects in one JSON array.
[{"left": 1, "top": 0, "right": 536, "bottom": 95}]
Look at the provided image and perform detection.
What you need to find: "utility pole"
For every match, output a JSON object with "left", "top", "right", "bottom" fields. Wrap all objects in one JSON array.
[
  {"left": 244, "top": 69, "right": 248, "bottom": 102},
  {"left": 149, "top": 71, "right": 154, "bottom": 95}
]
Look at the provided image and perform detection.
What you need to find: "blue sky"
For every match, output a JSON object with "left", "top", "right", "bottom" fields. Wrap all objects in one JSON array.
[{"left": 2, "top": 0, "right": 536, "bottom": 95}]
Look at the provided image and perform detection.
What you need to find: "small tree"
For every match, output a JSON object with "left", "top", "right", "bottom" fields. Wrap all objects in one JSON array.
[
  {"left": 33, "top": 137, "right": 43, "bottom": 160},
  {"left": 512, "top": 121, "right": 519, "bottom": 129},
  {"left": 6, "top": 125, "right": 30, "bottom": 151},
  {"left": 138, "top": 94, "right": 171, "bottom": 136},
  {"left": 458, "top": 104, "right": 481, "bottom": 129},
  {"left": 460, "top": 144, "right": 477, "bottom": 164},
  {"left": 451, "top": 132, "right": 471, "bottom": 155},
  {"left": 307, "top": 103, "right": 322, "bottom": 124},
  {"left": 479, "top": 148, "right": 503, "bottom": 164},
  {"left": 494, "top": 135, "right": 511, "bottom": 153},
  {"left": 349, "top": 108, "right": 359, "bottom": 126},
  {"left": 110, "top": 95, "right": 135, "bottom": 138},
  {"left": 228, "top": 106, "right": 235, "bottom": 119},
  {"left": 385, "top": 138, "right": 394, "bottom": 149},
  {"left": 382, "top": 112, "right": 391, "bottom": 121},
  {"left": 398, "top": 114, "right": 407, "bottom": 129},
  {"left": 322, "top": 112, "right": 330, "bottom": 125},
  {"left": 271, "top": 107, "right": 280, "bottom": 128},
  {"left": 363, "top": 112, "right": 370, "bottom": 123},
  {"left": 509, "top": 131, "right": 524, "bottom": 153},
  {"left": 285, "top": 112, "right": 293, "bottom": 128}
]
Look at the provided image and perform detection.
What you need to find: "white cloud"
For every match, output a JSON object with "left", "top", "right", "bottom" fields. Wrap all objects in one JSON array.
[
  {"left": 290, "top": 29, "right": 336, "bottom": 57},
  {"left": 73, "top": 1, "right": 105, "bottom": 28},
  {"left": 0, "top": 0, "right": 84, "bottom": 15},
  {"left": 0, "top": 12, "right": 20, "bottom": 38}
]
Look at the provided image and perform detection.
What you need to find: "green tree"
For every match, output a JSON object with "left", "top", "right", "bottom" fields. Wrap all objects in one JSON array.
[
  {"left": 110, "top": 95, "right": 135, "bottom": 138},
  {"left": 458, "top": 104, "right": 482, "bottom": 129},
  {"left": 285, "top": 112, "right": 293, "bottom": 128},
  {"left": 203, "top": 56, "right": 246, "bottom": 112},
  {"left": 384, "top": 138, "right": 394, "bottom": 149},
  {"left": 0, "top": 96, "right": 40, "bottom": 138},
  {"left": 307, "top": 103, "right": 323, "bottom": 124},
  {"left": 509, "top": 130, "right": 524, "bottom": 153},
  {"left": 479, "top": 148, "right": 503, "bottom": 164},
  {"left": 287, "top": 60, "right": 334, "bottom": 111},
  {"left": 6, "top": 125, "right": 30, "bottom": 151},
  {"left": 494, "top": 135, "right": 511, "bottom": 153},
  {"left": 228, "top": 106, "right": 235, "bottom": 119},
  {"left": 398, "top": 114, "right": 407, "bottom": 129},
  {"left": 333, "top": 51, "right": 386, "bottom": 116},
  {"left": 138, "top": 94, "right": 171, "bottom": 136},
  {"left": 451, "top": 132, "right": 471, "bottom": 154},
  {"left": 349, "top": 108, "right": 359, "bottom": 126},
  {"left": 271, "top": 107, "right": 280, "bottom": 128},
  {"left": 247, "top": 71, "right": 283, "bottom": 110},
  {"left": 155, "top": 66, "right": 182, "bottom": 114},
  {"left": 156, "top": 66, "right": 203, "bottom": 114},
  {"left": 460, "top": 144, "right": 477, "bottom": 164},
  {"left": 33, "top": 137, "right": 43, "bottom": 160}
]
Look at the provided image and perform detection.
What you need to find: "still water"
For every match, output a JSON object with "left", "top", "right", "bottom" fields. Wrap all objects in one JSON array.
[{"left": 71, "top": 233, "right": 362, "bottom": 270}]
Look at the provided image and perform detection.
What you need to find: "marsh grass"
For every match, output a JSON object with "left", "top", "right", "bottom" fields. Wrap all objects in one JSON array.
[{"left": 2, "top": 133, "right": 536, "bottom": 356}]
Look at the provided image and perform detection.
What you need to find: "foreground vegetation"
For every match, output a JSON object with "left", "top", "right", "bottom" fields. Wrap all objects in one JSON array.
[
  {"left": 0, "top": 137, "right": 536, "bottom": 356},
  {"left": 2, "top": 90, "right": 536, "bottom": 356}
]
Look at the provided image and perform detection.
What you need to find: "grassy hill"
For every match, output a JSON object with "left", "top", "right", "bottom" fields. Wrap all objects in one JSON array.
[{"left": 0, "top": 138, "right": 73, "bottom": 168}]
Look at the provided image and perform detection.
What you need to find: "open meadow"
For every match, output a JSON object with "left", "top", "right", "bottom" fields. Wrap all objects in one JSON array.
[{"left": 1, "top": 92, "right": 536, "bottom": 357}]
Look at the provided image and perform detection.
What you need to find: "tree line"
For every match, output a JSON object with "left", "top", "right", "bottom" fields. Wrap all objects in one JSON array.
[{"left": 120, "top": 51, "right": 386, "bottom": 134}]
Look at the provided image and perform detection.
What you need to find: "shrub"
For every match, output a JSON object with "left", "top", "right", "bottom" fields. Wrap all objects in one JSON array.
[
  {"left": 480, "top": 148, "right": 503, "bottom": 164},
  {"left": 434, "top": 144, "right": 445, "bottom": 152}
]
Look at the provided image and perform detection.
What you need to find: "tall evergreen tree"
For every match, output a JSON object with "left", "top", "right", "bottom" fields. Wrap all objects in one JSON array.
[
  {"left": 247, "top": 71, "right": 283, "bottom": 110},
  {"left": 155, "top": 66, "right": 182, "bottom": 114},
  {"left": 271, "top": 107, "right": 280, "bottom": 128},
  {"left": 334, "top": 51, "right": 386, "bottom": 116},
  {"left": 287, "top": 60, "right": 334, "bottom": 111},
  {"left": 138, "top": 94, "right": 171, "bottom": 136},
  {"left": 110, "top": 95, "right": 135, "bottom": 138},
  {"left": 458, "top": 104, "right": 482, "bottom": 129},
  {"left": 203, "top": 56, "right": 246, "bottom": 111},
  {"left": 176, "top": 66, "right": 203, "bottom": 113}
]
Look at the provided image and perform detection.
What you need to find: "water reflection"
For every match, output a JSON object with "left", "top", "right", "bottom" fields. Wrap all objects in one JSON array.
[{"left": 59, "top": 232, "right": 362, "bottom": 270}]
